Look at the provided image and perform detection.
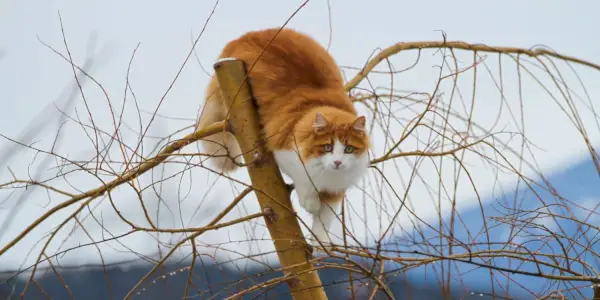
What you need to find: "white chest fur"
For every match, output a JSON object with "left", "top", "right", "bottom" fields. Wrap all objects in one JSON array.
[{"left": 273, "top": 146, "right": 369, "bottom": 245}]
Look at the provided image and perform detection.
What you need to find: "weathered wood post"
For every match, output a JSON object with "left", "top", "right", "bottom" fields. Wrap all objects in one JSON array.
[{"left": 213, "top": 58, "right": 327, "bottom": 299}]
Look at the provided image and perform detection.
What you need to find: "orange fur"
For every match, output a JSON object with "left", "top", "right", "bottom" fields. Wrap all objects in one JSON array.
[{"left": 198, "top": 27, "right": 369, "bottom": 174}]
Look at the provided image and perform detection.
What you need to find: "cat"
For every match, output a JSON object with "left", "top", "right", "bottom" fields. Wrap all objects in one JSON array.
[{"left": 197, "top": 27, "right": 370, "bottom": 246}]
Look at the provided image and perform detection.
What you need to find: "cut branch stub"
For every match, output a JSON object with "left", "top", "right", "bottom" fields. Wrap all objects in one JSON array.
[{"left": 213, "top": 58, "right": 327, "bottom": 300}]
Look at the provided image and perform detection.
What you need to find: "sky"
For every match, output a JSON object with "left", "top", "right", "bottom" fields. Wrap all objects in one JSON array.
[{"left": 1, "top": 0, "right": 600, "bottom": 296}]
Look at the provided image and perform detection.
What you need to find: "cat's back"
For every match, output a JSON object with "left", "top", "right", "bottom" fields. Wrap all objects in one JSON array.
[{"left": 219, "top": 28, "right": 344, "bottom": 93}]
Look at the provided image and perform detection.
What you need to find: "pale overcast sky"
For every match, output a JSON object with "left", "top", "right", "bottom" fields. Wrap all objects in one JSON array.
[{"left": 1, "top": 0, "right": 599, "bottom": 274}]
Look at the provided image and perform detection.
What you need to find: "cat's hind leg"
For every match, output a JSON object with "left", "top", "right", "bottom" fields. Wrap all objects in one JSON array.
[{"left": 197, "top": 76, "right": 243, "bottom": 173}]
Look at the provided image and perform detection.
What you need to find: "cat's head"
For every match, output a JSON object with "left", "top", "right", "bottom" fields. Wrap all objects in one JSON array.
[{"left": 299, "top": 111, "right": 370, "bottom": 173}]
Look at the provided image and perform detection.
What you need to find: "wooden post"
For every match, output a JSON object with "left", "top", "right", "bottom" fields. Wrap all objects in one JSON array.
[{"left": 213, "top": 58, "right": 328, "bottom": 300}]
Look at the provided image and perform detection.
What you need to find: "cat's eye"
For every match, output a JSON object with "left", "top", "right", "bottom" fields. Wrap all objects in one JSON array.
[
  {"left": 323, "top": 144, "right": 333, "bottom": 152},
  {"left": 344, "top": 145, "right": 355, "bottom": 153}
]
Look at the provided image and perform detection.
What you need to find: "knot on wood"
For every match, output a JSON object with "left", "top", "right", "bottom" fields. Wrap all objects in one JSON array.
[
  {"left": 263, "top": 206, "right": 278, "bottom": 223},
  {"left": 251, "top": 151, "right": 266, "bottom": 167},
  {"left": 305, "top": 243, "right": 314, "bottom": 260},
  {"left": 286, "top": 276, "right": 301, "bottom": 289},
  {"left": 286, "top": 183, "right": 295, "bottom": 196},
  {"left": 225, "top": 119, "right": 235, "bottom": 133}
]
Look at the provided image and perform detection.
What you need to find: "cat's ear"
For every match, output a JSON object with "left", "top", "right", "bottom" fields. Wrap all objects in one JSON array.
[
  {"left": 352, "top": 116, "right": 366, "bottom": 133},
  {"left": 313, "top": 112, "right": 329, "bottom": 134}
]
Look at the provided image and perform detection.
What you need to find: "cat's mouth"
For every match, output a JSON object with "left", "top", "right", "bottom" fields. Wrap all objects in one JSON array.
[{"left": 331, "top": 165, "right": 346, "bottom": 171}]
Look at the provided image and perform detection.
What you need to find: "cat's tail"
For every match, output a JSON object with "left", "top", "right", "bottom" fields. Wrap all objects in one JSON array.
[{"left": 197, "top": 76, "right": 243, "bottom": 173}]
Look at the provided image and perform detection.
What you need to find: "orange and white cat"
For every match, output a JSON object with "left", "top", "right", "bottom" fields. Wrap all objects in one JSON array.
[{"left": 198, "top": 28, "right": 370, "bottom": 245}]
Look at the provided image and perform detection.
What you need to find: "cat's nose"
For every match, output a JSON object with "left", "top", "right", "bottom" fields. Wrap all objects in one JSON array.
[{"left": 334, "top": 160, "right": 342, "bottom": 168}]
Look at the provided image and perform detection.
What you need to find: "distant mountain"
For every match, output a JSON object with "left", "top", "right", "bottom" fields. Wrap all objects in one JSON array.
[{"left": 0, "top": 259, "right": 510, "bottom": 300}]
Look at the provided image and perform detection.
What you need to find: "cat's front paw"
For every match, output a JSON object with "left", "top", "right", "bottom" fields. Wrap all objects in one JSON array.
[{"left": 300, "top": 195, "right": 321, "bottom": 214}]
